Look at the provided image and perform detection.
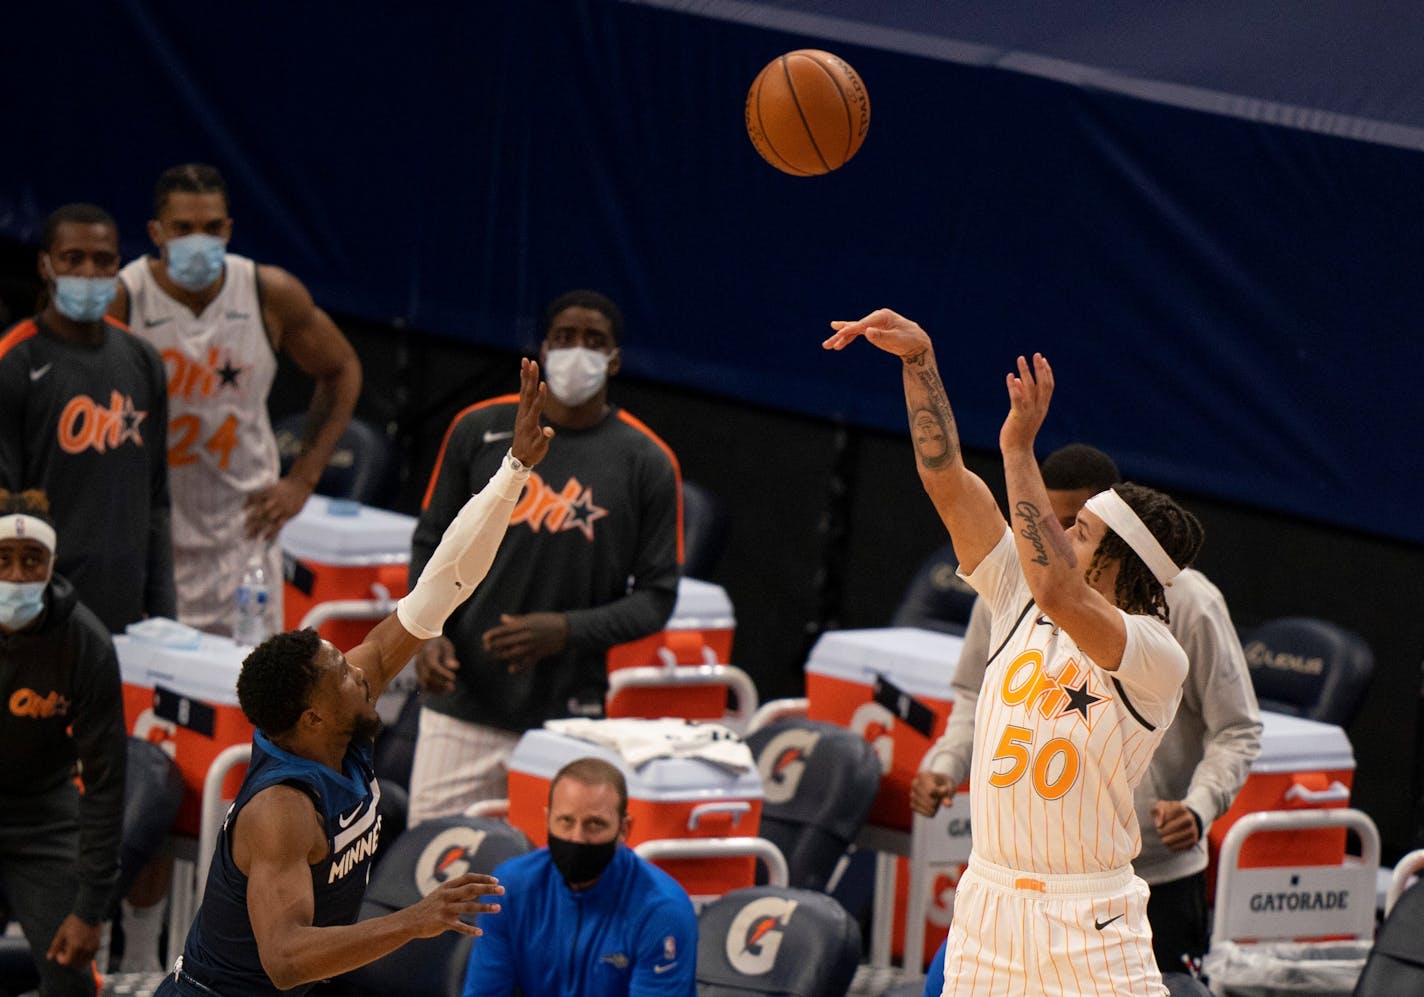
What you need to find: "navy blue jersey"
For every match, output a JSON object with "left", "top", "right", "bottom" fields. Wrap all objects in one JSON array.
[{"left": 176, "top": 730, "right": 380, "bottom": 995}]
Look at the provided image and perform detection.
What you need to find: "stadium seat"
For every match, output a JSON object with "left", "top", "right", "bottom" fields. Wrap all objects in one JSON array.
[
  {"left": 274, "top": 413, "right": 398, "bottom": 506},
  {"left": 1241, "top": 617, "right": 1374, "bottom": 727},
  {"left": 682, "top": 479, "right": 728, "bottom": 581},
  {"left": 1355, "top": 850, "right": 1424, "bottom": 994},
  {"left": 696, "top": 885, "right": 861, "bottom": 996},
  {"left": 889, "top": 543, "right": 976, "bottom": 636},
  {"left": 339, "top": 816, "right": 532, "bottom": 996},
  {"left": 745, "top": 718, "right": 881, "bottom": 892}
]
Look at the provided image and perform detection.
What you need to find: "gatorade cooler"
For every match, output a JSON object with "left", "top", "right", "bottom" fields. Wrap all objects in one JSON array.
[
  {"left": 1207, "top": 710, "right": 1356, "bottom": 892},
  {"left": 805, "top": 627, "right": 963, "bottom": 831},
  {"left": 507, "top": 725, "right": 763, "bottom": 897},
  {"left": 115, "top": 625, "right": 254, "bottom": 837},
  {"left": 279, "top": 498, "right": 417, "bottom": 650},
  {"left": 605, "top": 577, "right": 737, "bottom": 720}
]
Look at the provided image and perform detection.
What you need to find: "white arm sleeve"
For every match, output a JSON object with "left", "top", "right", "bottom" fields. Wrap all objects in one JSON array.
[{"left": 396, "top": 451, "right": 530, "bottom": 639}]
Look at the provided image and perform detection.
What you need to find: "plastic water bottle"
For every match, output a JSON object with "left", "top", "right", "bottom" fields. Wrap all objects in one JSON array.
[{"left": 234, "top": 556, "right": 270, "bottom": 646}]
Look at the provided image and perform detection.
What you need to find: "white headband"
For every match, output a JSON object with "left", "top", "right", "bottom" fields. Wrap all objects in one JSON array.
[
  {"left": 0, "top": 514, "right": 57, "bottom": 554},
  {"left": 1083, "top": 489, "right": 1179, "bottom": 586}
]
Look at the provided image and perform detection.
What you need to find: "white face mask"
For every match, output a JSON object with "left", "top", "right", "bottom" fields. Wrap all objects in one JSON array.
[
  {"left": 543, "top": 346, "right": 610, "bottom": 407},
  {"left": 0, "top": 580, "right": 47, "bottom": 631}
]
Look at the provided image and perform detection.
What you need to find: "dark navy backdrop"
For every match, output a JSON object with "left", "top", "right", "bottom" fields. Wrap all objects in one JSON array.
[{"left": 2, "top": 0, "right": 1420, "bottom": 540}]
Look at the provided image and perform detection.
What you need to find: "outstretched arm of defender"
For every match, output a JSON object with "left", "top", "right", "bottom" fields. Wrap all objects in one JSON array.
[
  {"left": 824, "top": 309, "right": 1003, "bottom": 573},
  {"left": 349, "top": 357, "right": 554, "bottom": 696}
]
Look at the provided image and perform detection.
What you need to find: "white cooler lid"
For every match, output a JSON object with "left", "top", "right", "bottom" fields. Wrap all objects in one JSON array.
[
  {"left": 805, "top": 627, "right": 963, "bottom": 701},
  {"left": 279, "top": 499, "right": 417, "bottom": 565},
  {"left": 115, "top": 627, "right": 246, "bottom": 705},
  {"left": 1250, "top": 710, "right": 1356, "bottom": 774},
  {"left": 668, "top": 577, "right": 735, "bottom": 629},
  {"left": 509, "top": 728, "right": 763, "bottom": 801}
]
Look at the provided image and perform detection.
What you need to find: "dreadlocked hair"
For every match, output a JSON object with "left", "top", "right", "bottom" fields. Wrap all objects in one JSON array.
[
  {"left": 0, "top": 489, "right": 54, "bottom": 520},
  {"left": 1085, "top": 482, "right": 1204, "bottom": 623},
  {"left": 236, "top": 628, "right": 324, "bottom": 734}
]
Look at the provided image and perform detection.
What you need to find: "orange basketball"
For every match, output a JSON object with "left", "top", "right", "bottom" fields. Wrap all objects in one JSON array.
[{"left": 745, "top": 49, "right": 870, "bottom": 176}]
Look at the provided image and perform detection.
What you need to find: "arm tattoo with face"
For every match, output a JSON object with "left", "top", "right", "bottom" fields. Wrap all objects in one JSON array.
[{"left": 904, "top": 358, "right": 960, "bottom": 471}]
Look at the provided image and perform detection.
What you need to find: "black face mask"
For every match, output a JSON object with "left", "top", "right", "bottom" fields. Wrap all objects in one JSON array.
[{"left": 547, "top": 833, "right": 619, "bottom": 888}]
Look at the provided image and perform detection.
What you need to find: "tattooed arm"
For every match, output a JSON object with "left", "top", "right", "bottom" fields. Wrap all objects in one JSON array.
[
  {"left": 823, "top": 309, "right": 1004, "bottom": 574},
  {"left": 1001, "top": 353, "right": 1127, "bottom": 668}
]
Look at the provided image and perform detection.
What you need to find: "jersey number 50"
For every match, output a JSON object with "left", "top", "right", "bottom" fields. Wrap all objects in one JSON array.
[{"left": 987, "top": 724, "right": 1081, "bottom": 800}]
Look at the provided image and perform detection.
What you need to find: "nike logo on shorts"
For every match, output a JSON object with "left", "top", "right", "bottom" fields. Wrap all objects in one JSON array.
[
  {"left": 28, "top": 363, "right": 52, "bottom": 382},
  {"left": 483, "top": 430, "right": 514, "bottom": 444},
  {"left": 1094, "top": 913, "right": 1124, "bottom": 931}
]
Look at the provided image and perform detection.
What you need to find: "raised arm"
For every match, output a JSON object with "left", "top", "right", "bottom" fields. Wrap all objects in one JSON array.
[
  {"left": 346, "top": 358, "right": 553, "bottom": 697},
  {"left": 824, "top": 309, "right": 1003, "bottom": 574},
  {"left": 999, "top": 353, "right": 1126, "bottom": 667}
]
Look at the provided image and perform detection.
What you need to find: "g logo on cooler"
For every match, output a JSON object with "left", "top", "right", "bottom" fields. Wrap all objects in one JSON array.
[
  {"left": 725, "top": 896, "right": 798, "bottom": 975},
  {"left": 849, "top": 701, "right": 895, "bottom": 773},
  {"left": 756, "top": 728, "right": 821, "bottom": 804},
  {"left": 415, "top": 827, "right": 488, "bottom": 896},
  {"left": 132, "top": 708, "right": 177, "bottom": 759}
]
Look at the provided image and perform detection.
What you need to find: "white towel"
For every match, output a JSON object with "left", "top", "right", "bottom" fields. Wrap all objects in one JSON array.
[{"left": 545, "top": 717, "right": 754, "bottom": 773}]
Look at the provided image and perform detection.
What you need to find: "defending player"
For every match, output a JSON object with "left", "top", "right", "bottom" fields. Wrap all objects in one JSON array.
[
  {"left": 155, "top": 358, "right": 552, "bottom": 996},
  {"left": 825, "top": 310, "right": 1203, "bottom": 996}
]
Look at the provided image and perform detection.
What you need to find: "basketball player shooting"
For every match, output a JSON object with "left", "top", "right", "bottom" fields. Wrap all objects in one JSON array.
[{"left": 825, "top": 310, "right": 1203, "bottom": 996}]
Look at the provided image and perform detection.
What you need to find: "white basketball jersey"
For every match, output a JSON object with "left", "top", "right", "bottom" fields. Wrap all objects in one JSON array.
[
  {"left": 964, "top": 529, "right": 1186, "bottom": 876},
  {"left": 121, "top": 254, "right": 281, "bottom": 632}
]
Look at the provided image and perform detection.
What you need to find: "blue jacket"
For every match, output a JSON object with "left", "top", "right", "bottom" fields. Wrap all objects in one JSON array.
[{"left": 462, "top": 844, "right": 696, "bottom": 996}]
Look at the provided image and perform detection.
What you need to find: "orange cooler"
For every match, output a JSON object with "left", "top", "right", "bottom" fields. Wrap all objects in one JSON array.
[
  {"left": 805, "top": 627, "right": 963, "bottom": 831},
  {"left": 1208, "top": 710, "right": 1355, "bottom": 884},
  {"left": 606, "top": 577, "right": 737, "bottom": 719},
  {"left": 115, "top": 626, "right": 254, "bottom": 837},
  {"left": 279, "top": 498, "right": 417, "bottom": 649},
  {"left": 507, "top": 725, "right": 763, "bottom": 897}
]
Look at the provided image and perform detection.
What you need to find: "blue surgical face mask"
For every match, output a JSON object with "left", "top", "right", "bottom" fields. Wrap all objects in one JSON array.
[
  {"left": 0, "top": 580, "right": 47, "bottom": 631},
  {"left": 46, "top": 257, "right": 117, "bottom": 323},
  {"left": 164, "top": 233, "right": 226, "bottom": 291}
]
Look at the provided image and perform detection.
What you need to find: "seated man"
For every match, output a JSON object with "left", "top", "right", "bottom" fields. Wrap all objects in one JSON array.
[
  {"left": 0, "top": 489, "right": 126, "bottom": 996},
  {"left": 462, "top": 757, "right": 697, "bottom": 996},
  {"left": 156, "top": 359, "right": 551, "bottom": 996}
]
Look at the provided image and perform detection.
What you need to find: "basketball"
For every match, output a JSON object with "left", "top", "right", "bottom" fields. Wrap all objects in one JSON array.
[{"left": 745, "top": 49, "right": 870, "bottom": 176}]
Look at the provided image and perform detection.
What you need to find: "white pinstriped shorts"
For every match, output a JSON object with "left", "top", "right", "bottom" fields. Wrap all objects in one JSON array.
[
  {"left": 938, "top": 853, "right": 1166, "bottom": 997},
  {"left": 406, "top": 707, "right": 521, "bottom": 828}
]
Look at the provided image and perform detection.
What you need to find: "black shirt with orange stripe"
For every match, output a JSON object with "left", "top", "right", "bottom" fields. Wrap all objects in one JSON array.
[
  {"left": 0, "top": 316, "right": 175, "bottom": 632},
  {"left": 410, "top": 397, "right": 682, "bottom": 733}
]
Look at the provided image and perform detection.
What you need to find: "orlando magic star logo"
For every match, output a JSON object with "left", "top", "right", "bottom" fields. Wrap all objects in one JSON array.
[
  {"left": 216, "top": 357, "right": 243, "bottom": 389},
  {"left": 1059, "top": 675, "right": 1105, "bottom": 721},
  {"left": 561, "top": 488, "right": 608, "bottom": 541}
]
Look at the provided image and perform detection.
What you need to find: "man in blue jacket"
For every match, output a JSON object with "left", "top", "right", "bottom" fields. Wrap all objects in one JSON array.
[{"left": 463, "top": 757, "right": 697, "bottom": 996}]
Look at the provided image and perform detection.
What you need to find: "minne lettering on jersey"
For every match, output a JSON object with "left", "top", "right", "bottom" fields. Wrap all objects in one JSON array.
[{"left": 328, "top": 819, "right": 382, "bottom": 883}]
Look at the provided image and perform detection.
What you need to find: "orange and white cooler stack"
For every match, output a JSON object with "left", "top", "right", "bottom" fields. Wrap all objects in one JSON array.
[
  {"left": 506, "top": 720, "right": 764, "bottom": 899},
  {"left": 605, "top": 577, "right": 737, "bottom": 720},
  {"left": 804, "top": 626, "right": 965, "bottom": 965},
  {"left": 1208, "top": 710, "right": 1356, "bottom": 897},
  {"left": 279, "top": 498, "right": 417, "bottom": 650},
  {"left": 115, "top": 621, "right": 254, "bottom": 837}
]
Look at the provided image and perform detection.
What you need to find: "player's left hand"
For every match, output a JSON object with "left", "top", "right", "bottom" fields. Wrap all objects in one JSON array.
[
  {"left": 483, "top": 612, "right": 570, "bottom": 673},
  {"left": 1000, "top": 353, "right": 1053, "bottom": 454},
  {"left": 1151, "top": 800, "right": 1201, "bottom": 851},
  {"left": 45, "top": 913, "right": 100, "bottom": 967},
  {"left": 244, "top": 476, "right": 314, "bottom": 539}
]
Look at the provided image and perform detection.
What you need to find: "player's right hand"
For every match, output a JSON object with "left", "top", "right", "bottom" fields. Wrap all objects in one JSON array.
[
  {"left": 405, "top": 873, "right": 504, "bottom": 939},
  {"left": 910, "top": 770, "right": 955, "bottom": 817},
  {"left": 414, "top": 636, "right": 460, "bottom": 694},
  {"left": 511, "top": 357, "right": 554, "bottom": 467},
  {"left": 822, "top": 308, "right": 933, "bottom": 358}
]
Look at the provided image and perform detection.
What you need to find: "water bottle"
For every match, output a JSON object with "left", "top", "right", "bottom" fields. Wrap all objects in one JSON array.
[{"left": 234, "top": 556, "right": 270, "bottom": 646}]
